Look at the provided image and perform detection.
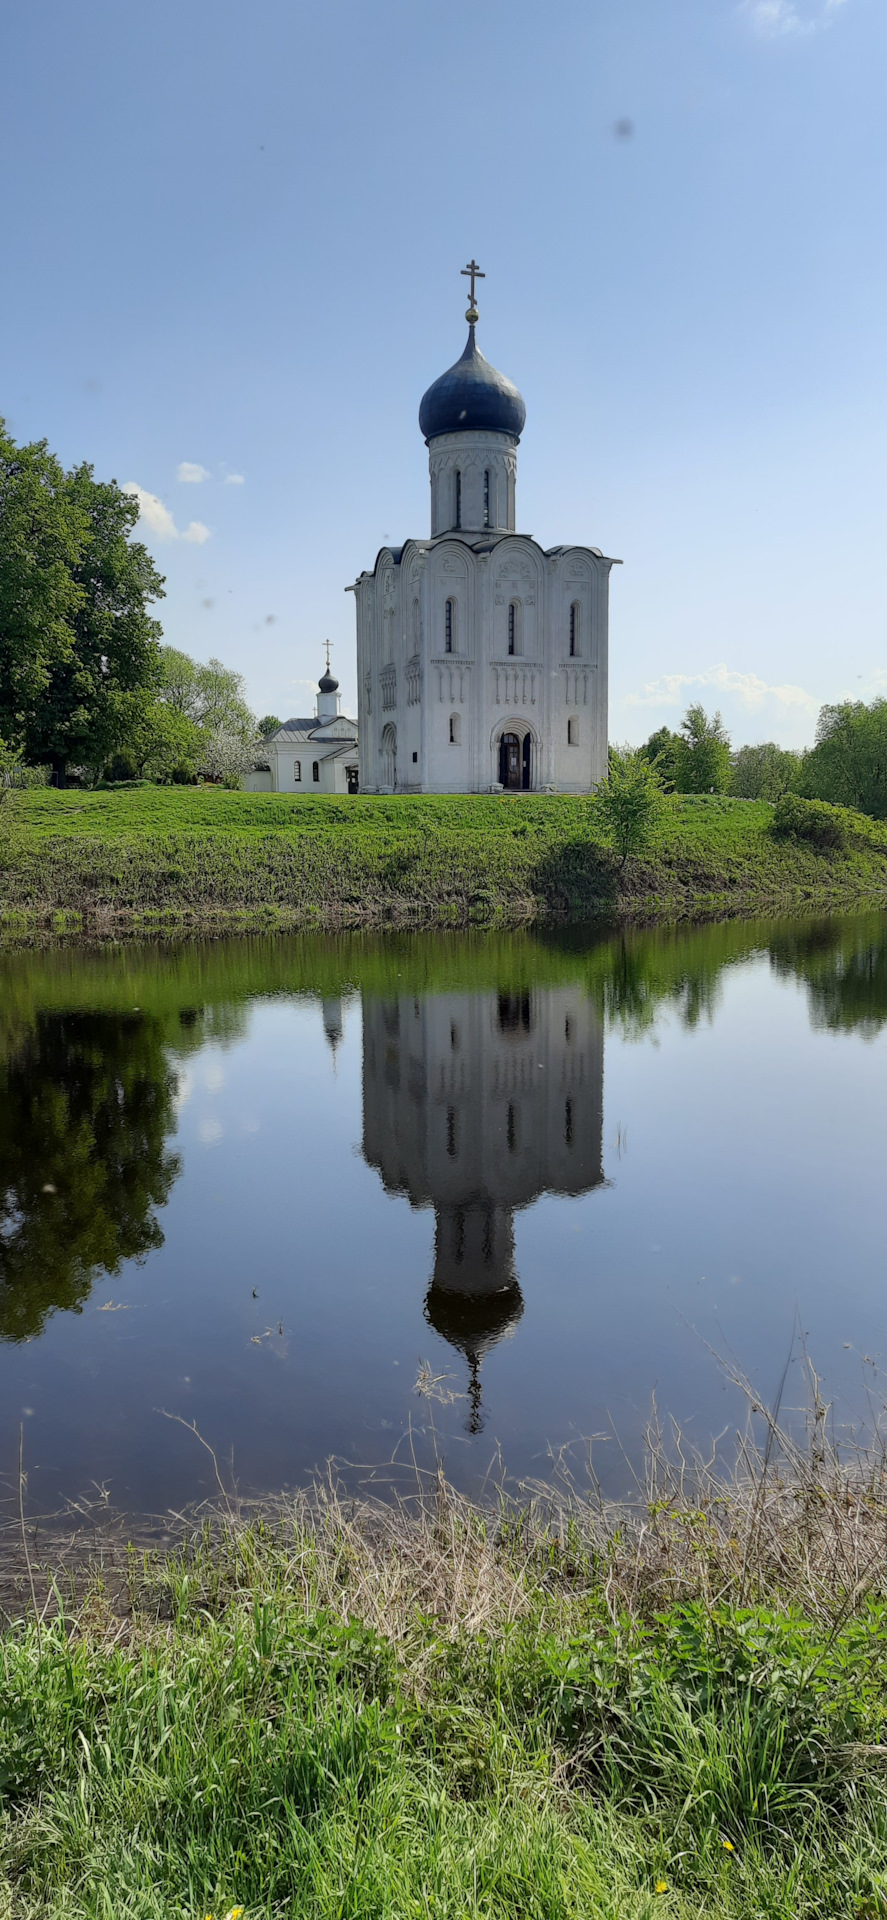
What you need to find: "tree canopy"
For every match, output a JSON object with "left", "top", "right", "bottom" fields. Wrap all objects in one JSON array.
[
  {"left": 675, "top": 704, "right": 732, "bottom": 794},
  {"left": 0, "top": 421, "right": 165, "bottom": 780},
  {"left": 730, "top": 741, "right": 803, "bottom": 802},
  {"left": 800, "top": 699, "right": 887, "bottom": 820}
]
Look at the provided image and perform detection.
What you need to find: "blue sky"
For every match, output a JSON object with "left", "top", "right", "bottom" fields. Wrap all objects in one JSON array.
[{"left": 1, "top": 0, "right": 884, "bottom": 746}]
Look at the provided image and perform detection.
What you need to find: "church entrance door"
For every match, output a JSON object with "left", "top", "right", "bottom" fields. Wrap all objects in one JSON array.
[
  {"left": 499, "top": 731, "right": 531, "bottom": 791},
  {"left": 500, "top": 732, "right": 521, "bottom": 789}
]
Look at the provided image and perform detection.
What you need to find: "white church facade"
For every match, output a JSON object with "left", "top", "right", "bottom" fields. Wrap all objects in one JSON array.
[{"left": 349, "top": 263, "right": 619, "bottom": 794}]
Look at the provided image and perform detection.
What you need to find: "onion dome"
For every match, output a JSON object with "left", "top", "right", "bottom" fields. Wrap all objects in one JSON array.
[
  {"left": 318, "top": 666, "right": 338, "bottom": 694},
  {"left": 419, "top": 324, "right": 526, "bottom": 443}
]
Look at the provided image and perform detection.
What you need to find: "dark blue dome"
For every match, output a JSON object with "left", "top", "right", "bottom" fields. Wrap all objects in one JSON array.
[{"left": 419, "top": 325, "right": 526, "bottom": 443}]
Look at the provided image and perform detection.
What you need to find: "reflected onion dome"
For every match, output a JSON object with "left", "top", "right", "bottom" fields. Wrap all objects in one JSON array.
[{"left": 419, "top": 326, "right": 526, "bottom": 443}]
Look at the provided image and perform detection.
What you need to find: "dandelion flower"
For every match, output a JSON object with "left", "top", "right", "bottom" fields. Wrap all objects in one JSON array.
[
  {"left": 722, "top": 1840, "right": 735, "bottom": 1853},
  {"left": 655, "top": 1881, "right": 668, "bottom": 1894}
]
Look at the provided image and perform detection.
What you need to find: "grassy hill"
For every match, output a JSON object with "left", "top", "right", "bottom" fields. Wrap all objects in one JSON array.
[{"left": 1, "top": 786, "right": 886, "bottom": 935}]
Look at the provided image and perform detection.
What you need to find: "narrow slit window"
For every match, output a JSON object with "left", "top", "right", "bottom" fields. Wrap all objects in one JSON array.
[
  {"left": 483, "top": 469, "right": 490, "bottom": 527},
  {"left": 446, "top": 1108, "right": 457, "bottom": 1158},
  {"left": 569, "top": 602, "right": 580, "bottom": 656},
  {"left": 507, "top": 602, "right": 517, "bottom": 655},
  {"left": 565, "top": 1098, "right": 574, "bottom": 1148},
  {"left": 444, "top": 599, "right": 454, "bottom": 653},
  {"left": 312, "top": 760, "right": 320, "bottom": 781},
  {"left": 567, "top": 718, "right": 578, "bottom": 746},
  {"left": 454, "top": 470, "right": 461, "bottom": 529},
  {"left": 294, "top": 760, "right": 301, "bottom": 782},
  {"left": 506, "top": 1102, "right": 517, "bottom": 1153},
  {"left": 449, "top": 713, "right": 460, "bottom": 745}
]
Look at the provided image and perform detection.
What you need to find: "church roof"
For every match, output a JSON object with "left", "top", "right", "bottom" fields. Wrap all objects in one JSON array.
[
  {"left": 418, "top": 324, "right": 526, "bottom": 443},
  {"left": 266, "top": 716, "right": 357, "bottom": 743}
]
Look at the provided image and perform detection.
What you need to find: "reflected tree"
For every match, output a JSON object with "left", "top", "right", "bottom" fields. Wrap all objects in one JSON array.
[
  {"left": 769, "top": 919, "right": 887, "bottom": 1040},
  {"left": 0, "top": 1011, "right": 181, "bottom": 1340}
]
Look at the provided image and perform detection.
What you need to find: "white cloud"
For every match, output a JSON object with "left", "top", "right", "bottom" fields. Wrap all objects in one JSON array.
[
  {"left": 224, "top": 472, "right": 245, "bottom": 485},
  {"left": 626, "top": 662, "right": 818, "bottom": 715},
  {"left": 741, "top": 0, "right": 848, "bottom": 34},
  {"left": 177, "top": 461, "right": 210, "bottom": 484},
  {"left": 123, "top": 483, "right": 210, "bottom": 545}
]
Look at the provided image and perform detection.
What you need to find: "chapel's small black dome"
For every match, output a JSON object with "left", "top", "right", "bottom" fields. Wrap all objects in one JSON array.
[
  {"left": 419, "top": 325, "right": 526, "bottom": 443},
  {"left": 319, "top": 668, "right": 339, "bottom": 693}
]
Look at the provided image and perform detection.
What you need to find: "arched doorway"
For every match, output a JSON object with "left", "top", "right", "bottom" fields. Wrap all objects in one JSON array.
[
  {"left": 498, "top": 729, "right": 532, "bottom": 791},
  {"left": 381, "top": 723, "right": 397, "bottom": 790}
]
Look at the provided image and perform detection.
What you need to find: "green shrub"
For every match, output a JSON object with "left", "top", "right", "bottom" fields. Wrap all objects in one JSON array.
[{"left": 771, "top": 793, "right": 848, "bottom": 850}]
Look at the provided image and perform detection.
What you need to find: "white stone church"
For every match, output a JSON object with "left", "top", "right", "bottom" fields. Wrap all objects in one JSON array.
[{"left": 349, "top": 264, "right": 619, "bottom": 793}]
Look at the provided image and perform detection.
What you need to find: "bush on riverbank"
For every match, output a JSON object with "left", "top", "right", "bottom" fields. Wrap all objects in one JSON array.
[
  {"left": 1, "top": 788, "right": 887, "bottom": 934},
  {"left": 4, "top": 1398, "right": 887, "bottom": 1919}
]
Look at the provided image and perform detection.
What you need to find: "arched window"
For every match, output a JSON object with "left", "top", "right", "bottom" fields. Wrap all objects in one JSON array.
[
  {"left": 569, "top": 602, "right": 580, "bottom": 656},
  {"left": 567, "top": 717, "right": 578, "bottom": 746},
  {"left": 294, "top": 760, "right": 301, "bottom": 782},
  {"left": 444, "top": 599, "right": 454, "bottom": 653},
  {"left": 312, "top": 760, "right": 320, "bottom": 781},
  {"left": 483, "top": 469, "right": 490, "bottom": 528},
  {"left": 454, "top": 469, "right": 461, "bottom": 529},
  {"left": 507, "top": 601, "right": 519, "bottom": 656},
  {"left": 449, "top": 713, "right": 461, "bottom": 745}
]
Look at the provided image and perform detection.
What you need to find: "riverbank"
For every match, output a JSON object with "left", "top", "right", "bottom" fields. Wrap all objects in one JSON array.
[
  {"left": 2, "top": 788, "right": 887, "bottom": 937},
  {"left": 3, "top": 1410, "right": 887, "bottom": 1920}
]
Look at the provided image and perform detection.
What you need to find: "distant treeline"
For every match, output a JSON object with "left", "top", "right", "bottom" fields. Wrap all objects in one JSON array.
[{"left": 637, "top": 697, "right": 887, "bottom": 820}]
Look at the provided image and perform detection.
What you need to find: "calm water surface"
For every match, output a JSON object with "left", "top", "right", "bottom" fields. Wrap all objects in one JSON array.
[{"left": 1, "top": 914, "right": 885, "bottom": 1517}]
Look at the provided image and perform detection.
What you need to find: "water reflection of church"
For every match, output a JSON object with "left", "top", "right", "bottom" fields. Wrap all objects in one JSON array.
[{"left": 360, "top": 986, "right": 605, "bottom": 1429}]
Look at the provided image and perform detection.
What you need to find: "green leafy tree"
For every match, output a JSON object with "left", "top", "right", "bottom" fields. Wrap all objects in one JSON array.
[
  {"left": 0, "top": 422, "right": 86, "bottom": 751},
  {"left": 675, "top": 703, "right": 732, "bottom": 793},
  {"left": 730, "top": 741, "right": 803, "bottom": 802},
  {"left": 800, "top": 699, "right": 887, "bottom": 819},
  {"left": 0, "top": 424, "right": 165, "bottom": 782},
  {"left": 156, "top": 646, "right": 256, "bottom": 779},
  {"left": 595, "top": 746, "right": 668, "bottom": 870},
  {"left": 108, "top": 692, "right": 203, "bottom": 781},
  {"left": 257, "top": 714, "right": 282, "bottom": 737},
  {"left": 638, "top": 726, "right": 682, "bottom": 792}
]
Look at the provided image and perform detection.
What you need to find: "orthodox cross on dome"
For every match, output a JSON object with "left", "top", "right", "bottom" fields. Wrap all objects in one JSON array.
[
  {"left": 461, "top": 258, "right": 485, "bottom": 320},
  {"left": 324, "top": 639, "right": 333, "bottom": 671}
]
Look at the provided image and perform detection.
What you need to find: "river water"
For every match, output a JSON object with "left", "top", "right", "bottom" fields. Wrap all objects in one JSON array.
[{"left": 1, "top": 913, "right": 885, "bottom": 1519}]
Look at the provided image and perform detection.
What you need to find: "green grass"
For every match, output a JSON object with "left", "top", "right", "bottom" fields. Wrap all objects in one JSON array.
[
  {"left": 2, "top": 788, "right": 886, "bottom": 934},
  {"left": 4, "top": 1430, "right": 887, "bottom": 1920}
]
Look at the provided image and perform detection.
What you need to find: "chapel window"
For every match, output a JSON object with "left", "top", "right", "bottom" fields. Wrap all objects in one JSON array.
[
  {"left": 506, "top": 1103, "right": 518, "bottom": 1153},
  {"left": 446, "top": 1107, "right": 457, "bottom": 1158},
  {"left": 454, "top": 470, "right": 462, "bottom": 529},
  {"left": 483, "top": 469, "right": 490, "bottom": 528},
  {"left": 569, "top": 602, "right": 580, "bottom": 657},
  {"left": 294, "top": 760, "right": 301, "bottom": 782},
  {"left": 568, "top": 718, "right": 578, "bottom": 746},
  {"left": 312, "top": 760, "right": 320, "bottom": 782},
  {"left": 565, "top": 1098, "right": 574, "bottom": 1148},
  {"left": 444, "top": 599, "right": 454, "bottom": 653},
  {"left": 507, "top": 602, "right": 519, "bottom": 656},
  {"left": 449, "top": 713, "right": 460, "bottom": 745}
]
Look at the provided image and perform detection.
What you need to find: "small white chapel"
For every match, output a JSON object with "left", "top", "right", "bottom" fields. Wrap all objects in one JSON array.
[
  {"left": 245, "top": 650, "right": 359, "bottom": 794},
  {"left": 349, "top": 262, "right": 619, "bottom": 794}
]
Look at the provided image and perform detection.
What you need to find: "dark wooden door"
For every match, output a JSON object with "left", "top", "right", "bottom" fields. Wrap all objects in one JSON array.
[{"left": 500, "top": 733, "right": 521, "bottom": 789}]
